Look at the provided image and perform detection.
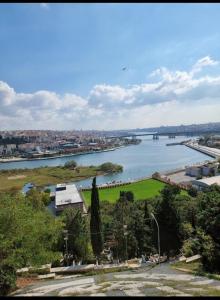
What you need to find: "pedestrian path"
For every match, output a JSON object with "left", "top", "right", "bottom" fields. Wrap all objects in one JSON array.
[{"left": 12, "top": 263, "right": 220, "bottom": 297}]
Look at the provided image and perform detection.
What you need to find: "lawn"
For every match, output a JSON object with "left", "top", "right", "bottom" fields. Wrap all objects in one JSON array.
[{"left": 81, "top": 178, "right": 167, "bottom": 205}]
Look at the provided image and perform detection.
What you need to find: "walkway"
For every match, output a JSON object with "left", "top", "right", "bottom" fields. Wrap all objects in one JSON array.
[
  {"left": 185, "top": 141, "right": 220, "bottom": 159},
  {"left": 12, "top": 262, "right": 220, "bottom": 297}
]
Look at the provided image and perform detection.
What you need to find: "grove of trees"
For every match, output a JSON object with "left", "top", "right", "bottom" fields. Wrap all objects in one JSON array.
[{"left": 0, "top": 179, "right": 220, "bottom": 295}]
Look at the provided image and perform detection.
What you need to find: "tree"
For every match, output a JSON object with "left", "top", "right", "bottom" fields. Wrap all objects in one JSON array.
[
  {"left": 187, "top": 186, "right": 198, "bottom": 197},
  {"left": 160, "top": 185, "right": 180, "bottom": 201},
  {"left": 196, "top": 190, "right": 220, "bottom": 272},
  {"left": 0, "top": 193, "right": 64, "bottom": 269},
  {"left": 154, "top": 187, "right": 182, "bottom": 258},
  {"left": 99, "top": 162, "right": 123, "bottom": 173},
  {"left": 90, "top": 177, "right": 103, "bottom": 262},
  {"left": 112, "top": 193, "right": 134, "bottom": 261},
  {"left": 0, "top": 264, "right": 16, "bottom": 296},
  {"left": 62, "top": 208, "right": 92, "bottom": 264},
  {"left": 64, "top": 160, "right": 77, "bottom": 169}
]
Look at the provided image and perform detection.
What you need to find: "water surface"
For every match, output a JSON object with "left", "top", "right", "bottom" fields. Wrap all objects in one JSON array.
[{"left": 0, "top": 135, "right": 212, "bottom": 188}]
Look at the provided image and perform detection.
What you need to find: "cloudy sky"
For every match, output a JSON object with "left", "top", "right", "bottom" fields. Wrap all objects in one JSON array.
[{"left": 0, "top": 3, "right": 220, "bottom": 130}]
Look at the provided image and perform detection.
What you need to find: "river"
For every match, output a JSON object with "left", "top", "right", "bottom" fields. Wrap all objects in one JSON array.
[{"left": 0, "top": 135, "right": 213, "bottom": 188}]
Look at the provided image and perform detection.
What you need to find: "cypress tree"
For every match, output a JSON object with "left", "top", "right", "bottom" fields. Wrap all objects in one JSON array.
[
  {"left": 90, "top": 177, "right": 103, "bottom": 262},
  {"left": 154, "top": 192, "right": 182, "bottom": 258}
]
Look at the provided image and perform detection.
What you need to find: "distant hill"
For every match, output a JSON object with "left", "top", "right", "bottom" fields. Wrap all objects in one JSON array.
[{"left": 132, "top": 122, "right": 220, "bottom": 134}]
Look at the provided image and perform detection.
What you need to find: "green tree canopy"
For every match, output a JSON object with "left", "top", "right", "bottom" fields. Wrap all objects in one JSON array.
[
  {"left": 64, "top": 160, "right": 77, "bottom": 169},
  {"left": 0, "top": 193, "right": 64, "bottom": 269},
  {"left": 61, "top": 208, "right": 92, "bottom": 263},
  {"left": 99, "top": 162, "right": 123, "bottom": 173},
  {"left": 90, "top": 177, "right": 103, "bottom": 261}
]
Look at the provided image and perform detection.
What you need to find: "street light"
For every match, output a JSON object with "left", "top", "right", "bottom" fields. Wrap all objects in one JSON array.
[
  {"left": 63, "top": 230, "right": 68, "bottom": 257},
  {"left": 151, "top": 213, "right": 160, "bottom": 266},
  {"left": 123, "top": 224, "right": 128, "bottom": 264}
]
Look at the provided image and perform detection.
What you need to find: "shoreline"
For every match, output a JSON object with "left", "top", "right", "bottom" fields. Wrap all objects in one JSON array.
[{"left": 0, "top": 146, "right": 126, "bottom": 163}]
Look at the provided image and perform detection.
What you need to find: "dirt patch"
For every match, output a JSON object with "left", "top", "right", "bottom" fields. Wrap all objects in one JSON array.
[
  {"left": 8, "top": 175, "right": 27, "bottom": 180},
  {"left": 16, "top": 277, "right": 39, "bottom": 289}
]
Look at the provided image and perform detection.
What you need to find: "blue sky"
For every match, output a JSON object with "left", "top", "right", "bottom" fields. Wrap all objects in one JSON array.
[{"left": 0, "top": 3, "right": 220, "bottom": 130}]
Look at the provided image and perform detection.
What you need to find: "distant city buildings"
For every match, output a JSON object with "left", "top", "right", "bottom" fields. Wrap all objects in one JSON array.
[{"left": 0, "top": 130, "right": 139, "bottom": 159}]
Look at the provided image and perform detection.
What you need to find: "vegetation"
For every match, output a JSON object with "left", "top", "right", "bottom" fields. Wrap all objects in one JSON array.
[
  {"left": 82, "top": 179, "right": 167, "bottom": 205},
  {"left": 60, "top": 208, "right": 93, "bottom": 265},
  {"left": 0, "top": 264, "right": 17, "bottom": 296},
  {"left": 0, "top": 163, "right": 123, "bottom": 193},
  {"left": 0, "top": 192, "right": 64, "bottom": 295},
  {"left": 98, "top": 162, "right": 123, "bottom": 173},
  {"left": 154, "top": 185, "right": 182, "bottom": 258},
  {"left": 64, "top": 160, "right": 77, "bottom": 169},
  {"left": 90, "top": 177, "right": 103, "bottom": 263},
  {"left": 1, "top": 170, "right": 220, "bottom": 295}
]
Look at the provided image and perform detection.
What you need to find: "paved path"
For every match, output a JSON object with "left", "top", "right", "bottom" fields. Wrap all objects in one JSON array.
[{"left": 12, "top": 263, "right": 220, "bottom": 297}]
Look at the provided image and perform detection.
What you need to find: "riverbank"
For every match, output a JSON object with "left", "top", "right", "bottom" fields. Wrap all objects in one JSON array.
[
  {"left": 0, "top": 146, "right": 126, "bottom": 163},
  {"left": 184, "top": 141, "right": 220, "bottom": 159},
  {"left": 0, "top": 164, "right": 122, "bottom": 193}
]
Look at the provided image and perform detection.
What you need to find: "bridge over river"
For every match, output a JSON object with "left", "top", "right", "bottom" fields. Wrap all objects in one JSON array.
[{"left": 106, "top": 129, "right": 220, "bottom": 139}]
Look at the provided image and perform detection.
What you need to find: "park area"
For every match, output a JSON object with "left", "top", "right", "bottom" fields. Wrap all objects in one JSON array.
[{"left": 81, "top": 179, "right": 167, "bottom": 205}]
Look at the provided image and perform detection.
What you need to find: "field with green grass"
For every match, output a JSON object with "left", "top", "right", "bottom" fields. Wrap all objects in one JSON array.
[{"left": 81, "top": 178, "right": 167, "bottom": 205}]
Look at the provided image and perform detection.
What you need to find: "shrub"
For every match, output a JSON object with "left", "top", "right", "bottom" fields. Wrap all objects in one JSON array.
[
  {"left": 64, "top": 160, "right": 77, "bottom": 169},
  {"left": 0, "top": 264, "right": 17, "bottom": 296},
  {"left": 188, "top": 186, "right": 198, "bottom": 197},
  {"left": 99, "top": 162, "right": 123, "bottom": 173}
]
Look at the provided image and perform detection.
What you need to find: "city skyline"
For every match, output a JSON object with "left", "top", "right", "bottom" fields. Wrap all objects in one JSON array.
[{"left": 1, "top": 3, "right": 220, "bottom": 130}]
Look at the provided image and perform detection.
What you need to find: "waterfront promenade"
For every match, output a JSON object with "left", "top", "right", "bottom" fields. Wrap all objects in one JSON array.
[{"left": 184, "top": 141, "right": 220, "bottom": 159}]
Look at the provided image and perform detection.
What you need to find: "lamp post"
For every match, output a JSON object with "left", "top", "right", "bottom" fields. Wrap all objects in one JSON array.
[
  {"left": 151, "top": 212, "right": 160, "bottom": 266},
  {"left": 123, "top": 224, "right": 128, "bottom": 264},
  {"left": 63, "top": 229, "right": 69, "bottom": 257}
]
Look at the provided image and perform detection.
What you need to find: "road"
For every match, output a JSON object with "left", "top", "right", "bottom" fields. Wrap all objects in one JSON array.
[{"left": 12, "top": 262, "right": 220, "bottom": 297}]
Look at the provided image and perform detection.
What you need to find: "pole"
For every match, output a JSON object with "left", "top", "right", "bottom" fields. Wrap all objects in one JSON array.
[
  {"left": 151, "top": 213, "right": 160, "bottom": 266},
  {"left": 63, "top": 229, "right": 69, "bottom": 265}
]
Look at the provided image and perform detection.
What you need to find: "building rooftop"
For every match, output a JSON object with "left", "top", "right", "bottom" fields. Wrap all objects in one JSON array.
[
  {"left": 55, "top": 183, "right": 83, "bottom": 207},
  {"left": 195, "top": 175, "right": 220, "bottom": 186}
]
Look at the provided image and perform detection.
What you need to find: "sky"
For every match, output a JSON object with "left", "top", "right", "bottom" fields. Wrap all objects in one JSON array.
[{"left": 0, "top": 3, "right": 220, "bottom": 130}]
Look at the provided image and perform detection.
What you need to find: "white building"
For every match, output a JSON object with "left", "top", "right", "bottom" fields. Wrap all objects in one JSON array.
[
  {"left": 192, "top": 175, "right": 220, "bottom": 191},
  {"left": 55, "top": 183, "right": 86, "bottom": 215}
]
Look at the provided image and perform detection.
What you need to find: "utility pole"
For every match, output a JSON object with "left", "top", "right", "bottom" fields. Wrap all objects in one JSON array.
[
  {"left": 63, "top": 229, "right": 69, "bottom": 264},
  {"left": 151, "top": 213, "right": 160, "bottom": 266}
]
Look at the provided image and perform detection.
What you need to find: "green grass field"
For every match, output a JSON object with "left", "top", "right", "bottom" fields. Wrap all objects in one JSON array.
[{"left": 81, "top": 178, "right": 167, "bottom": 205}]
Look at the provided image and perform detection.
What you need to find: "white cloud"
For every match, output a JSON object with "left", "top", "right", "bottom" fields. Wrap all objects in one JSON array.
[
  {"left": 0, "top": 56, "right": 220, "bottom": 130},
  {"left": 191, "top": 56, "right": 219, "bottom": 75}
]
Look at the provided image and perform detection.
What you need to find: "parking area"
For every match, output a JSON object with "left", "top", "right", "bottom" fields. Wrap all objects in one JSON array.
[{"left": 163, "top": 171, "right": 194, "bottom": 184}]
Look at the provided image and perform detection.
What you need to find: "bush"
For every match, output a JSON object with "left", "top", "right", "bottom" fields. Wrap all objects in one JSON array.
[
  {"left": 182, "top": 238, "right": 201, "bottom": 257},
  {"left": 188, "top": 186, "right": 198, "bottom": 197},
  {"left": 99, "top": 162, "right": 123, "bottom": 173},
  {"left": 0, "top": 264, "right": 17, "bottom": 296},
  {"left": 64, "top": 160, "right": 77, "bottom": 169}
]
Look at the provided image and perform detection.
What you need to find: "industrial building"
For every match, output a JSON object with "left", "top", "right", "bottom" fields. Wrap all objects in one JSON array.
[
  {"left": 185, "top": 163, "right": 218, "bottom": 177},
  {"left": 192, "top": 175, "right": 220, "bottom": 191}
]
